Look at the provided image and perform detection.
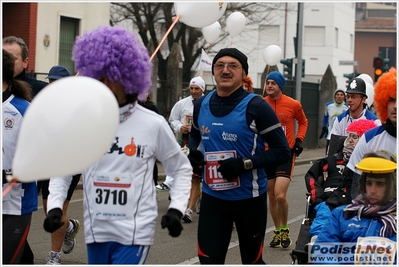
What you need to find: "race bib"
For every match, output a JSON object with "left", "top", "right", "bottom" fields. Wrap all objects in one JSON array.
[
  {"left": 91, "top": 172, "right": 134, "bottom": 220},
  {"left": 204, "top": 151, "right": 240, "bottom": 191}
]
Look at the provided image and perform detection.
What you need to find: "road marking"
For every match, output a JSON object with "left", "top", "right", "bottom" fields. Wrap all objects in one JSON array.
[{"left": 178, "top": 214, "right": 305, "bottom": 265}]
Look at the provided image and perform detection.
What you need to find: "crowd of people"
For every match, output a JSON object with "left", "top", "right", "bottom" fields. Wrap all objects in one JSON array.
[{"left": 2, "top": 25, "right": 396, "bottom": 265}]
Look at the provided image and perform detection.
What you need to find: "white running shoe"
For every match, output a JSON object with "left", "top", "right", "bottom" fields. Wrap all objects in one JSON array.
[{"left": 62, "top": 219, "right": 80, "bottom": 254}]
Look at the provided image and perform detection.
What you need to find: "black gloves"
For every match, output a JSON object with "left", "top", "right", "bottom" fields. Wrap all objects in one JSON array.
[
  {"left": 188, "top": 150, "right": 205, "bottom": 175},
  {"left": 161, "top": 208, "right": 183, "bottom": 237},
  {"left": 217, "top": 158, "right": 245, "bottom": 181},
  {"left": 319, "top": 127, "right": 328, "bottom": 139},
  {"left": 43, "top": 208, "right": 64, "bottom": 233},
  {"left": 292, "top": 138, "right": 303, "bottom": 157}
]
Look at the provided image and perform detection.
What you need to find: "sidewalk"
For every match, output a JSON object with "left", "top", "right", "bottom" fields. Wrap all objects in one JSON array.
[{"left": 75, "top": 147, "right": 326, "bottom": 189}]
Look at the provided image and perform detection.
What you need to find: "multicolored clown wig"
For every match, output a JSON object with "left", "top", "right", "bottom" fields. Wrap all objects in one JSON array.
[
  {"left": 342, "top": 119, "right": 378, "bottom": 162},
  {"left": 373, "top": 67, "right": 396, "bottom": 123},
  {"left": 72, "top": 25, "right": 152, "bottom": 96}
]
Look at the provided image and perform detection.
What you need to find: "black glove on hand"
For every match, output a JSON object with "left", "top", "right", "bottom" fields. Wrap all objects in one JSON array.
[
  {"left": 188, "top": 149, "right": 205, "bottom": 175},
  {"left": 319, "top": 126, "right": 328, "bottom": 139},
  {"left": 293, "top": 138, "right": 303, "bottom": 157},
  {"left": 161, "top": 208, "right": 183, "bottom": 237},
  {"left": 43, "top": 208, "right": 64, "bottom": 233},
  {"left": 217, "top": 158, "right": 245, "bottom": 181}
]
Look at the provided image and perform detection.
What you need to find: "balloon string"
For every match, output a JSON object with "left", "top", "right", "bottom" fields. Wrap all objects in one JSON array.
[
  {"left": 206, "top": 43, "right": 211, "bottom": 54},
  {"left": 149, "top": 15, "right": 180, "bottom": 62},
  {"left": 2, "top": 177, "right": 18, "bottom": 198}
]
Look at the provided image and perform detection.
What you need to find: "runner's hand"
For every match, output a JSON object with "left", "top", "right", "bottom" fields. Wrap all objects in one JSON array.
[
  {"left": 217, "top": 158, "right": 245, "bottom": 181},
  {"left": 43, "top": 208, "right": 64, "bottom": 233},
  {"left": 188, "top": 150, "right": 205, "bottom": 175},
  {"left": 292, "top": 138, "right": 303, "bottom": 157},
  {"left": 161, "top": 208, "right": 183, "bottom": 237},
  {"left": 319, "top": 127, "right": 328, "bottom": 139}
]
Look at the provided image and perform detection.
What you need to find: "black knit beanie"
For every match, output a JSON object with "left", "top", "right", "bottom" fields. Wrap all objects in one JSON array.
[{"left": 212, "top": 48, "right": 248, "bottom": 75}]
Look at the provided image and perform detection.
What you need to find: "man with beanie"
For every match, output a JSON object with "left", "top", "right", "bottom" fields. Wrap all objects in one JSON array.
[
  {"left": 188, "top": 48, "right": 290, "bottom": 264},
  {"left": 347, "top": 67, "right": 397, "bottom": 198},
  {"left": 329, "top": 77, "right": 380, "bottom": 155},
  {"left": 319, "top": 89, "right": 348, "bottom": 155},
  {"left": 263, "top": 71, "right": 308, "bottom": 249},
  {"left": 159, "top": 76, "right": 206, "bottom": 223},
  {"left": 43, "top": 25, "right": 192, "bottom": 264}
]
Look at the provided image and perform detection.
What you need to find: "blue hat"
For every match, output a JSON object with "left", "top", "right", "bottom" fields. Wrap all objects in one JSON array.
[
  {"left": 46, "top": 66, "right": 71, "bottom": 80},
  {"left": 266, "top": 71, "right": 285, "bottom": 90}
]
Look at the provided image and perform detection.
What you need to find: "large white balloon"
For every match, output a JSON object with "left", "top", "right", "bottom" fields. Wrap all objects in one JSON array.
[
  {"left": 357, "top": 73, "right": 373, "bottom": 86},
  {"left": 365, "top": 82, "right": 374, "bottom": 108},
  {"left": 226, "top": 12, "right": 246, "bottom": 38},
  {"left": 12, "top": 76, "right": 119, "bottom": 182},
  {"left": 174, "top": 2, "right": 227, "bottom": 28},
  {"left": 202, "top": 21, "right": 221, "bottom": 44},
  {"left": 263, "top": 45, "right": 283, "bottom": 66}
]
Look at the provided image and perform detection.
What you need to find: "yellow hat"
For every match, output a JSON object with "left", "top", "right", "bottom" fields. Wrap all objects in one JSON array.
[{"left": 355, "top": 157, "right": 397, "bottom": 174}]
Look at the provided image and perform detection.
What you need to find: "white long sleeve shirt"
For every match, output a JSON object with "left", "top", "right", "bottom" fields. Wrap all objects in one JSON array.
[
  {"left": 168, "top": 95, "right": 196, "bottom": 133},
  {"left": 48, "top": 103, "right": 192, "bottom": 246}
]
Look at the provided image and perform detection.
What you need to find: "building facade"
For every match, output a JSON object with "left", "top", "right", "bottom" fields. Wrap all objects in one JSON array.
[{"left": 3, "top": 2, "right": 110, "bottom": 81}]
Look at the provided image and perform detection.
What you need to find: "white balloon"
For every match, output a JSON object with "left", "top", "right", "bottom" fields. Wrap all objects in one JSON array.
[
  {"left": 365, "top": 82, "right": 374, "bottom": 107},
  {"left": 357, "top": 74, "right": 373, "bottom": 86},
  {"left": 12, "top": 76, "right": 119, "bottom": 182},
  {"left": 263, "top": 45, "right": 283, "bottom": 66},
  {"left": 226, "top": 12, "right": 246, "bottom": 38},
  {"left": 202, "top": 21, "right": 221, "bottom": 44},
  {"left": 174, "top": 2, "right": 227, "bottom": 28}
]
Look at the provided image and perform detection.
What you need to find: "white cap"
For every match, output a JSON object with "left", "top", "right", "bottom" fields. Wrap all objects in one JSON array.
[{"left": 189, "top": 76, "right": 205, "bottom": 92}]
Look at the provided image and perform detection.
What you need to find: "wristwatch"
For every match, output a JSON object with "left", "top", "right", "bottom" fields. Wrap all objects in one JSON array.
[{"left": 243, "top": 158, "right": 253, "bottom": 170}]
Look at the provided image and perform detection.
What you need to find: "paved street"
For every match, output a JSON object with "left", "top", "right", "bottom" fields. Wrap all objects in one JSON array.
[{"left": 29, "top": 149, "right": 325, "bottom": 265}]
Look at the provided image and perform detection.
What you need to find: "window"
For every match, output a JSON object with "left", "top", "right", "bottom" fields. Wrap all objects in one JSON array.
[
  {"left": 304, "top": 26, "right": 325, "bottom": 46},
  {"left": 259, "top": 25, "right": 279, "bottom": 45},
  {"left": 350, "top": 34, "right": 353, "bottom": 53},
  {"left": 59, "top": 16, "right": 80, "bottom": 74},
  {"left": 335, "top": 28, "right": 338, "bottom": 48}
]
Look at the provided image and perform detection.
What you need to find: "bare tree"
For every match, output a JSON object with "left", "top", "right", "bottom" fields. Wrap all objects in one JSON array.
[{"left": 110, "top": 2, "right": 290, "bottom": 115}]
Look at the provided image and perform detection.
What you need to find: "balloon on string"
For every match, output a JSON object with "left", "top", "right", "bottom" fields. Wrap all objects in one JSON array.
[
  {"left": 12, "top": 76, "right": 119, "bottom": 182},
  {"left": 365, "top": 82, "right": 374, "bottom": 108},
  {"left": 202, "top": 21, "right": 221, "bottom": 44},
  {"left": 226, "top": 11, "right": 246, "bottom": 38},
  {"left": 174, "top": 2, "right": 227, "bottom": 28},
  {"left": 357, "top": 73, "right": 373, "bottom": 86},
  {"left": 263, "top": 45, "right": 283, "bottom": 66}
]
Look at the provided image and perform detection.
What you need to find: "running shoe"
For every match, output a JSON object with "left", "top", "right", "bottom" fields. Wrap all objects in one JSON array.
[
  {"left": 156, "top": 183, "right": 170, "bottom": 191},
  {"left": 182, "top": 208, "right": 193, "bottom": 223},
  {"left": 46, "top": 251, "right": 61, "bottom": 265},
  {"left": 270, "top": 229, "right": 282, "bottom": 248},
  {"left": 280, "top": 228, "right": 292, "bottom": 248},
  {"left": 62, "top": 219, "right": 80, "bottom": 254}
]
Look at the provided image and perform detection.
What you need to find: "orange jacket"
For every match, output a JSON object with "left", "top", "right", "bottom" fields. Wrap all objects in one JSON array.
[{"left": 264, "top": 94, "right": 308, "bottom": 148}]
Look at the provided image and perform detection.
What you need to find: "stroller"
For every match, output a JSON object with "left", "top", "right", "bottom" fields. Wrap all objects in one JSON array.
[{"left": 289, "top": 154, "right": 352, "bottom": 264}]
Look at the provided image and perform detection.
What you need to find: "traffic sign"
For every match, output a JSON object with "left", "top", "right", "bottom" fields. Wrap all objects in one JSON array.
[{"left": 339, "top": 60, "right": 358, "bottom": 66}]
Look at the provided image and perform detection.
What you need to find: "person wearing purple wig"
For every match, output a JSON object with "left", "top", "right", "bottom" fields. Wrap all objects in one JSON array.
[{"left": 43, "top": 25, "right": 192, "bottom": 264}]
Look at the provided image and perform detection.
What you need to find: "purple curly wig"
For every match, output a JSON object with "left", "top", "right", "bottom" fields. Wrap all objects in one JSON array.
[{"left": 72, "top": 25, "right": 152, "bottom": 95}]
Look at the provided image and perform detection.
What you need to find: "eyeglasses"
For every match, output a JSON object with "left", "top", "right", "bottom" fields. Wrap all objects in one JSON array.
[
  {"left": 213, "top": 62, "right": 241, "bottom": 71},
  {"left": 346, "top": 94, "right": 363, "bottom": 100},
  {"left": 348, "top": 133, "right": 359, "bottom": 140}
]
